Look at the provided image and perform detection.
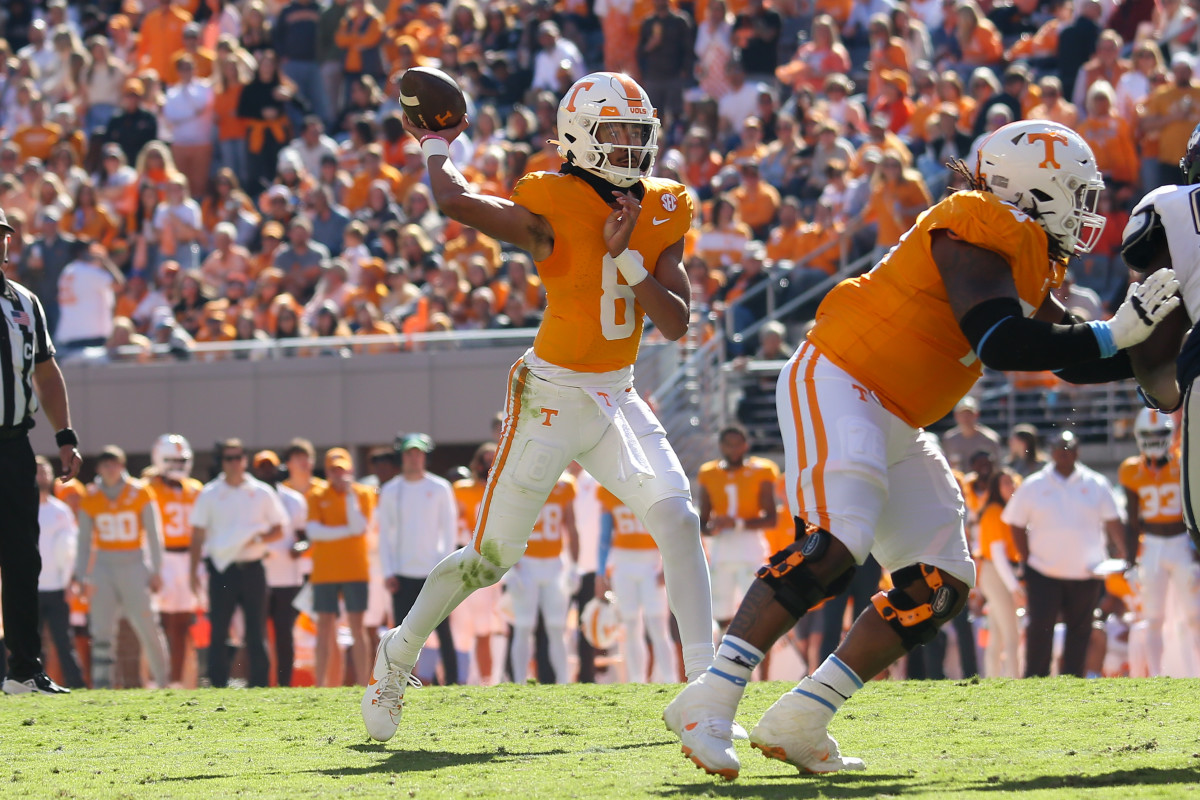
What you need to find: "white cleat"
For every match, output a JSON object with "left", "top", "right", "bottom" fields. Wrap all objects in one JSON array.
[
  {"left": 749, "top": 691, "right": 866, "bottom": 773},
  {"left": 361, "top": 630, "right": 421, "bottom": 742},
  {"left": 663, "top": 679, "right": 741, "bottom": 781},
  {"left": 731, "top": 721, "right": 749, "bottom": 741}
]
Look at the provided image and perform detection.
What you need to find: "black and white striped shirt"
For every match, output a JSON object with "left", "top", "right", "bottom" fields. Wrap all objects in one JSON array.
[{"left": 0, "top": 277, "right": 55, "bottom": 429}]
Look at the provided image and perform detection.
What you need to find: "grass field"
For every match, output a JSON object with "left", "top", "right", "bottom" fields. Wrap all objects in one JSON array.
[{"left": 3, "top": 679, "right": 1200, "bottom": 799}]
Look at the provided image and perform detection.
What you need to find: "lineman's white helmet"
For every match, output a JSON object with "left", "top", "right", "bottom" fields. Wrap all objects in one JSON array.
[
  {"left": 579, "top": 595, "right": 619, "bottom": 649},
  {"left": 151, "top": 433, "right": 194, "bottom": 481},
  {"left": 1133, "top": 408, "right": 1173, "bottom": 460},
  {"left": 557, "top": 72, "right": 659, "bottom": 187},
  {"left": 975, "top": 120, "right": 1105, "bottom": 258}
]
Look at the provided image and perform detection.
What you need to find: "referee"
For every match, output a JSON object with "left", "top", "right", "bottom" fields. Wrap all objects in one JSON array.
[{"left": 0, "top": 207, "right": 82, "bottom": 695}]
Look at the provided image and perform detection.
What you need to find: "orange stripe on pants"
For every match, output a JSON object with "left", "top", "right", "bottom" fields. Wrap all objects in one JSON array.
[
  {"left": 473, "top": 361, "right": 529, "bottom": 554},
  {"left": 802, "top": 348, "right": 832, "bottom": 531},
  {"left": 788, "top": 342, "right": 811, "bottom": 521}
]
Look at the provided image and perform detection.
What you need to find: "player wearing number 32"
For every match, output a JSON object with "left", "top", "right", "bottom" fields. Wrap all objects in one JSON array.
[
  {"left": 665, "top": 119, "right": 1183, "bottom": 780},
  {"left": 71, "top": 445, "right": 171, "bottom": 690},
  {"left": 363, "top": 72, "right": 715, "bottom": 741}
]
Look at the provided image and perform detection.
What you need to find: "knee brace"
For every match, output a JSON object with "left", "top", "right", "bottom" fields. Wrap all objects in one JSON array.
[
  {"left": 755, "top": 526, "right": 856, "bottom": 619},
  {"left": 871, "top": 564, "right": 960, "bottom": 651}
]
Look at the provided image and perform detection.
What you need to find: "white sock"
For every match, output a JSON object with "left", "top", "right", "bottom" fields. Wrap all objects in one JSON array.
[
  {"left": 510, "top": 625, "right": 533, "bottom": 683},
  {"left": 695, "top": 636, "right": 764, "bottom": 712},
  {"left": 386, "top": 549, "right": 481, "bottom": 671},
  {"left": 643, "top": 497, "right": 715, "bottom": 678},
  {"left": 794, "top": 655, "right": 864, "bottom": 725}
]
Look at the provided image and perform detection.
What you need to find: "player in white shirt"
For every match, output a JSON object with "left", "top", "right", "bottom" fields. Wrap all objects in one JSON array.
[
  {"left": 55, "top": 243, "right": 124, "bottom": 353},
  {"left": 1124, "top": 123, "right": 1200, "bottom": 547},
  {"left": 35, "top": 456, "right": 84, "bottom": 688}
]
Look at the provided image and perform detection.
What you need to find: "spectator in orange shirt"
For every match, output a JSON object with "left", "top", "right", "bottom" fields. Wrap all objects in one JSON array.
[
  {"left": 11, "top": 98, "right": 62, "bottom": 163},
  {"left": 866, "top": 15, "right": 910, "bottom": 102},
  {"left": 335, "top": 0, "right": 386, "bottom": 95},
  {"left": 1071, "top": 29, "right": 1128, "bottom": 111},
  {"left": 1076, "top": 81, "right": 1138, "bottom": 190},
  {"left": 793, "top": 200, "right": 847, "bottom": 276},
  {"left": 874, "top": 69, "right": 915, "bottom": 133},
  {"left": 765, "top": 197, "right": 804, "bottom": 262},
  {"left": 1027, "top": 76, "right": 1079, "bottom": 128},
  {"left": 955, "top": 1, "right": 1003, "bottom": 68},
  {"left": 166, "top": 23, "right": 216, "bottom": 85},
  {"left": 725, "top": 117, "right": 769, "bottom": 166},
  {"left": 683, "top": 127, "right": 725, "bottom": 200},
  {"left": 730, "top": 161, "right": 781, "bottom": 239},
  {"left": 136, "top": 0, "right": 193, "bottom": 81},
  {"left": 343, "top": 144, "right": 404, "bottom": 213},
  {"left": 776, "top": 14, "right": 851, "bottom": 93},
  {"left": 444, "top": 227, "right": 502, "bottom": 276},
  {"left": 63, "top": 183, "right": 119, "bottom": 251},
  {"left": 862, "top": 149, "right": 932, "bottom": 249}
]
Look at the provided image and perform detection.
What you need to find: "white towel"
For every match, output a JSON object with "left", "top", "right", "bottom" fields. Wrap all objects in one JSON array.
[{"left": 585, "top": 388, "right": 655, "bottom": 483}]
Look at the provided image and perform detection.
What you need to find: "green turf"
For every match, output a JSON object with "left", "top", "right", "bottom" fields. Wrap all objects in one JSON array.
[{"left": 3, "top": 679, "right": 1200, "bottom": 799}]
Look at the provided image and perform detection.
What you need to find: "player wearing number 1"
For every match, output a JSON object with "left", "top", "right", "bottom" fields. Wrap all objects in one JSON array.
[
  {"left": 71, "top": 445, "right": 170, "bottom": 689},
  {"left": 665, "top": 119, "right": 1184, "bottom": 779},
  {"left": 363, "top": 72, "right": 715, "bottom": 742}
]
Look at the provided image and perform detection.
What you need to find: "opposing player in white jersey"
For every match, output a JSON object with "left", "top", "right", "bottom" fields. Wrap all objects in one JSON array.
[
  {"left": 1118, "top": 409, "right": 1199, "bottom": 676},
  {"left": 1124, "top": 122, "right": 1200, "bottom": 542},
  {"left": 148, "top": 434, "right": 204, "bottom": 687},
  {"left": 506, "top": 472, "right": 579, "bottom": 683},
  {"left": 363, "top": 73, "right": 714, "bottom": 743}
]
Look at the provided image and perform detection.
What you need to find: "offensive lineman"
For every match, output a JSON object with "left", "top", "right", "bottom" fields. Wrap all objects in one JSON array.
[
  {"left": 665, "top": 119, "right": 1181, "bottom": 778},
  {"left": 1119, "top": 409, "right": 1198, "bottom": 676},
  {"left": 363, "top": 72, "right": 715, "bottom": 741},
  {"left": 148, "top": 433, "right": 204, "bottom": 687}
]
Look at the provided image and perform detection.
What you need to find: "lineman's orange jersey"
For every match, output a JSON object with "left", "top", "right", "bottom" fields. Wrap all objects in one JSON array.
[
  {"left": 526, "top": 475, "right": 577, "bottom": 558},
  {"left": 306, "top": 483, "right": 376, "bottom": 584},
  {"left": 598, "top": 486, "right": 658, "bottom": 550},
  {"left": 808, "top": 191, "right": 1063, "bottom": 428},
  {"left": 79, "top": 480, "right": 156, "bottom": 552},
  {"left": 510, "top": 172, "right": 693, "bottom": 372},
  {"left": 1118, "top": 456, "right": 1183, "bottom": 525},
  {"left": 697, "top": 457, "right": 781, "bottom": 521},
  {"left": 453, "top": 478, "right": 486, "bottom": 547},
  {"left": 54, "top": 478, "right": 86, "bottom": 514},
  {"left": 148, "top": 476, "right": 203, "bottom": 550}
]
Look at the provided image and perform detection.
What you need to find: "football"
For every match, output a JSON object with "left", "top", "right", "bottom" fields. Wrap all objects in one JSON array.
[{"left": 399, "top": 66, "right": 467, "bottom": 132}]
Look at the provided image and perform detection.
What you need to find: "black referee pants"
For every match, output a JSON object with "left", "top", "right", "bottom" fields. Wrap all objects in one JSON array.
[{"left": 0, "top": 436, "right": 43, "bottom": 680}]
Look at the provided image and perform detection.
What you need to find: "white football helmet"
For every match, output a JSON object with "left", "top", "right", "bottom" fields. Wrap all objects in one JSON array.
[
  {"left": 579, "top": 594, "right": 619, "bottom": 649},
  {"left": 151, "top": 433, "right": 194, "bottom": 481},
  {"left": 557, "top": 72, "right": 659, "bottom": 187},
  {"left": 974, "top": 120, "right": 1105, "bottom": 258},
  {"left": 1133, "top": 408, "right": 1173, "bottom": 460}
]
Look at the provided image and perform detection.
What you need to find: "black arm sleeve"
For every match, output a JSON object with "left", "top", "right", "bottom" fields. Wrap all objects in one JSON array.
[
  {"left": 959, "top": 297, "right": 1105, "bottom": 372},
  {"left": 1051, "top": 309, "right": 1136, "bottom": 383}
]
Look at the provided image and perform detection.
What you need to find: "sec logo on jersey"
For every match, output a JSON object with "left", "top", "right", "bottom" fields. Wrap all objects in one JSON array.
[{"left": 661, "top": 193, "right": 677, "bottom": 213}]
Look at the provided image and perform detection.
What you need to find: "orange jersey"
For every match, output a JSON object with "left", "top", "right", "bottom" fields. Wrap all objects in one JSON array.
[
  {"left": 306, "top": 483, "right": 375, "bottom": 584},
  {"left": 79, "top": 480, "right": 156, "bottom": 552},
  {"left": 149, "top": 476, "right": 203, "bottom": 550},
  {"left": 453, "top": 478, "right": 486, "bottom": 546},
  {"left": 598, "top": 486, "right": 657, "bottom": 550},
  {"left": 527, "top": 475, "right": 577, "bottom": 559},
  {"left": 977, "top": 503, "right": 1020, "bottom": 562},
  {"left": 511, "top": 173, "right": 693, "bottom": 372},
  {"left": 808, "top": 191, "right": 1062, "bottom": 428},
  {"left": 54, "top": 478, "right": 87, "bottom": 514},
  {"left": 1119, "top": 456, "right": 1183, "bottom": 526},
  {"left": 697, "top": 457, "right": 781, "bottom": 521}
]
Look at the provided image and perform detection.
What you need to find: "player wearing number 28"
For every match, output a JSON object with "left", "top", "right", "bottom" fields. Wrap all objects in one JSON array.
[
  {"left": 665, "top": 119, "right": 1183, "bottom": 779},
  {"left": 72, "top": 445, "right": 171, "bottom": 689},
  {"left": 363, "top": 72, "right": 716, "bottom": 742}
]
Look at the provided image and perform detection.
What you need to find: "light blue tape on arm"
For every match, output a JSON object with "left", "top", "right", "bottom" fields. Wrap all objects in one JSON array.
[
  {"left": 1087, "top": 320, "right": 1118, "bottom": 358},
  {"left": 975, "top": 316, "right": 1013, "bottom": 359}
]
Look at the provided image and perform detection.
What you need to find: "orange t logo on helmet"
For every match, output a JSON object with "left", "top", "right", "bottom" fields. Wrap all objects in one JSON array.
[{"left": 1027, "top": 130, "right": 1069, "bottom": 169}]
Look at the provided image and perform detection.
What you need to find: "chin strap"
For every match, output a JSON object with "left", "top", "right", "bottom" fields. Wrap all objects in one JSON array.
[{"left": 560, "top": 162, "right": 646, "bottom": 203}]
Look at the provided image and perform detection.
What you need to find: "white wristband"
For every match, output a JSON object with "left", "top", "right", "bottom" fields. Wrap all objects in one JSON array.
[
  {"left": 611, "top": 249, "right": 648, "bottom": 286},
  {"left": 420, "top": 135, "right": 450, "bottom": 164}
]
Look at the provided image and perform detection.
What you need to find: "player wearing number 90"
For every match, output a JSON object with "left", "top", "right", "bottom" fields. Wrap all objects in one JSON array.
[
  {"left": 665, "top": 119, "right": 1183, "bottom": 780},
  {"left": 362, "top": 72, "right": 715, "bottom": 742}
]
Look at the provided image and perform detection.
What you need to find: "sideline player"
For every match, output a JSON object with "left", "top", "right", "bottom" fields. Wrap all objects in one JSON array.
[
  {"left": 72, "top": 446, "right": 171, "bottom": 689},
  {"left": 147, "top": 433, "right": 203, "bottom": 687},
  {"left": 1120, "top": 409, "right": 1198, "bottom": 676},
  {"left": 596, "top": 486, "right": 678, "bottom": 683},
  {"left": 665, "top": 119, "right": 1181, "bottom": 778},
  {"left": 364, "top": 72, "right": 715, "bottom": 741},
  {"left": 507, "top": 471, "right": 578, "bottom": 684},
  {"left": 696, "top": 425, "right": 779, "bottom": 634}
]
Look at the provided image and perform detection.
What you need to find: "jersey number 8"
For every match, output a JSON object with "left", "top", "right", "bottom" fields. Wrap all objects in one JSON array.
[{"left": 600, "top": 252, "right": 642, "bottom": 341}]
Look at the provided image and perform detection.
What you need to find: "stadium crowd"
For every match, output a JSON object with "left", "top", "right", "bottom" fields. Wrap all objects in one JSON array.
[{"left": 0, "top": 0, "right": 1195, "bottom": 364}]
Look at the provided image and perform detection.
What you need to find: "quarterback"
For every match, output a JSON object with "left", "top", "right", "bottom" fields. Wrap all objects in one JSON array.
[
  {"left": 665, "top": 120, "right": 1181, "bottom": 779},
  {"left": 363, "top": 72, "right": 715, "bottom": 741}
]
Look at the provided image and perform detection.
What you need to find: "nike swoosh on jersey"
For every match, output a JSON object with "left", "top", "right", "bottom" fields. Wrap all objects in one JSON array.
[{"left": 652, "top": 217, "right": 670, "bottom": 225}]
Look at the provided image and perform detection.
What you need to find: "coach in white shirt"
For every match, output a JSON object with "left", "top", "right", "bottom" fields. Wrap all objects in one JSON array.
[
  {"left": 55, "top": 243, "right": 124, "bottom": 356},
  {"left": 378, "top": 432, "right": 459, "bottom": 684},
  {"left": 35, "top": 455, "right": 85, "bottom": 688},
  {"left": 162, "top": 54, "right": 214, "bottom": 197},
  {"left": 190, "top": 438, "right": 286, "bottom": 688},
  {"left": 1002, "top": 430, "right": 1125, "bottom": 678}
]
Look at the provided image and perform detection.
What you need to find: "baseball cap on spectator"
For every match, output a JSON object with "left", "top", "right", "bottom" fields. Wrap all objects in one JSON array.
[
  {"left": 267, "top": 185, "right": 293, "bottom": 205},
  {"left": 262, "top": 221, "right": 286, "bottom": 240},
  {"left": 956, "top": 396, "right": 980, "bottom": 413},
  {"left": 253, "top": 450, "right": 280, "bottom": 468},
  {"left": 325, "top": 447, "right": 353, "bottom": 470},
  {"left": 395, "top": 432, "right": 434, "bottom": 453},
  {"left": 0, "top": 208, "right": 12, "bottom": 233},
  {"left": 937, "top": 102, "right": 961, "bottom": 119},
  {"left": 868, "top": 113, "right": 890, "bottom": 130},
  {"left": 184, "top": 22, "right": 202, "bottom": 39},
  {"left": 1003, "top": 63, "right": 1032, "bottom": 84},
  {"left": 880, "top": 69, "right": 910, "bottom": 95},
  {"left": 278, "top": 151, "right": 303, "bottom": 174},
  {"left": 42, "top": 206, "right": 62, "bottom": 223},
  {"left": 1171, "top": 51, "right": 1195, "bottom": 72},
  {"left": 102, "top": 142, "right": 124, "bottom": 159},
  {"left": 862, "top": 147, "right": 884, "bottom": 164},
  {"left": 362, "top": 258, "right": 386, "bottom": 278},
  {"left": 123, "top": 77, "right": 145, "bottom": 97}
]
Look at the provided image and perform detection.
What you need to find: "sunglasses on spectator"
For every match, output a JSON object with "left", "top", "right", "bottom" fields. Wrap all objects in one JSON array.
[{"left": 223, "top": 452, "right": 245, "bottom": 461}]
